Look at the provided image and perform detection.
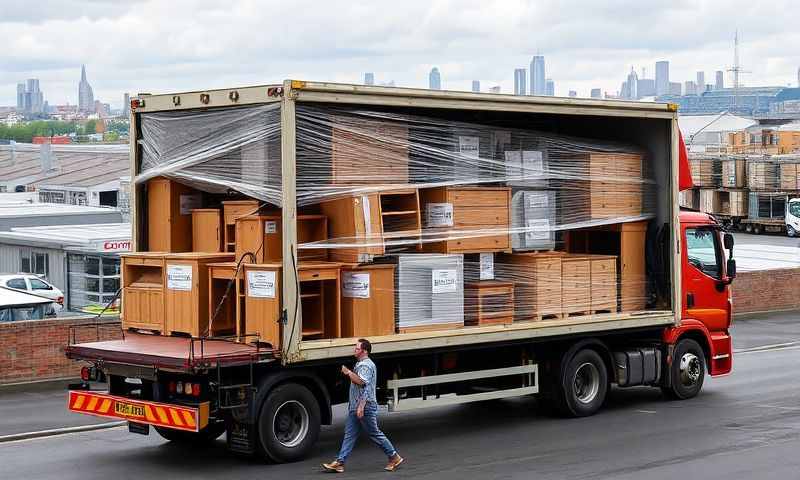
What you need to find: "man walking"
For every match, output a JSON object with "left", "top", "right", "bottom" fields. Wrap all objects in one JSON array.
[{"left": 323, "top": 339, "right": 404, "bottom": 473}]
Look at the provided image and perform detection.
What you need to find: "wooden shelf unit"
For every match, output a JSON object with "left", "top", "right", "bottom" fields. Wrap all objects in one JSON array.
[
  {"left": 419, "top": 186, "right": 511, "bottom": 254},
  {"left": 298, "top": 262, "right": 342, "bottom": 340},
  {"left": 378, "top": 189, "right": 422, "bottom": 251},
  {"left": 147, "top": 177, "right": 201, "bottom": 252},
  {"left": 163, "top": 252, "right": 234, "bottom": 337},
  {"left": 222, "top": 200, "right": 262, "bottom": 253},
  {"left": 340, "top": 263, "right": 396, "bottom": 337},
  {"left": 122, "top": 253, "right": 167, "bottom": 332},
  {"left": 192, "top": 209, "right": 223, "bottom": 253},
  {"left": 207, "top": 262, "right": 245, "bottom": 340},
  {"left": 235, "top": 214, "right": 329, "bottom": 263},
  {"left": 464, "top": 280, "right": 514, "bottom": 326}
]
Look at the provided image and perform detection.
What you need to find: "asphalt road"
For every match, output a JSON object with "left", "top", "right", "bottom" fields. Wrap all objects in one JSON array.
[{"left": 2, "top": 311, "right": 800, "bottom": 479}]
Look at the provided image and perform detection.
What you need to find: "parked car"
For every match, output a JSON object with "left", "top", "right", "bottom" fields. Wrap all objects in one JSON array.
[
  {"left": 0, "top": 288, "right": 57, "bottom": 321},
  {"left": 0, "top": 274, "right": 64, "bottom": 310}
]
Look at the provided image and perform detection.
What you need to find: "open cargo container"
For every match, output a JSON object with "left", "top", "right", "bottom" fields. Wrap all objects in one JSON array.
[{"left": 65, "top": 81, "right": 735, "bottom": 463}]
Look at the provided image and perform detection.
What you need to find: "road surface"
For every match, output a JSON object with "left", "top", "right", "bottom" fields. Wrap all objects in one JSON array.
[{"left": 1, "top": 311, "right": 799, "bottom": 479}]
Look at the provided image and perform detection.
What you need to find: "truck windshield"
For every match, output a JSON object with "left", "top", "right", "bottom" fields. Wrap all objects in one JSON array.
[
  {"left": 789, "top": 201, "right": 800, "bottom": 218},
  {"left": 685, "top": 228, "right": 721, "bottom": 279}
]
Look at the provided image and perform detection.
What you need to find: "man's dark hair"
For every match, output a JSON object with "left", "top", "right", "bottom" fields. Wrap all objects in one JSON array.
[{"left": 357, "top": 338, "right": 371, "bottom": 354}]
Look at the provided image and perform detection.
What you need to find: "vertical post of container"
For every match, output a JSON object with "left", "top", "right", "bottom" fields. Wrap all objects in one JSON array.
[
  {"left": 671, "top": 116, "right": 682, "bottom": 323},
  {"left": 129, "top": 102, "right": 139, "bottom": 251},
  {"left": 281, "top": 80, "right": 302, "bottom": 363}
]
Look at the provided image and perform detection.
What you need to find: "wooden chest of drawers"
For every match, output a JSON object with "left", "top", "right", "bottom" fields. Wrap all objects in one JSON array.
[{"left": 464, "top": 281, "right": 514, "bottom": 326}]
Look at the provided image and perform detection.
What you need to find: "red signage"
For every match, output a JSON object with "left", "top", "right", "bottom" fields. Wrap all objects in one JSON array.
[{"left": 102, "top": 240, "right": 131, "bottom": 252}]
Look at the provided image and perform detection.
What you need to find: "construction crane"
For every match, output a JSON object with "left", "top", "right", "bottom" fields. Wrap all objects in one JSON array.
[{"left": 726, "top": 30, "right": 751, "bottom": 114}]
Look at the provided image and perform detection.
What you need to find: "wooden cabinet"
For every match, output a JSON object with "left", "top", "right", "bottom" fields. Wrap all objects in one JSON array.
[
  {"left": 464, "top": 281, "right": 514, "bottom": 326},
  {"left": 207, "top": 262, "right": 244, "bottom": 340},
  {"left": 320, "top": 194, "right": 384, "bottom": 263},
  {"left": 587, "top": 255, "right": 617, "bottom": 313},
  {"left": 192, "top": 209, "right": 223, "bottom": 253},
  {"left": 163, "top": 253, "right": 234, "bottom": 337},
  {"left": 379, "top": 189, "right": 422, "bottom": 251},
  {"left": 331, "top": 116, "right": 409, "bottom": 185},
  {"left": 298, "top": 262, "right": 341, "bottom": 339},
  {"left": 235, "top": 215, "right": 329, "bottom": 263},
  {"left": 340, "top": 264, "right": 395, "bottom": 337},
  {"left": 496, "top": 253, "right": 562, "bottom": 321},
  {"left": 243, "top": 264, "right": 282, "bottom": 348},
  {"left": 122, "top": 253, "right": 167, "bottom": 332},
  {"left": 564, "top": 221, "right": 647, "bottom": 312},
  {"left": 147, "top": 177, "right": 201, "bottom": 252},
  {"left": 420, "top": 186, "right": 511, "bottom": 254},
  {"left": 222, "top": 200, "right": 262, "bottom": 253}
]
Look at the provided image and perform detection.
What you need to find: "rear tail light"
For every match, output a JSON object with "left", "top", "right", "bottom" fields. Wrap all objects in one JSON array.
[
  {"left": 183, "top": 382, "right": 193, "bottom": 395},
  {"left": 191, "top": 383, "right": 201, "bottom": 397},
  {"left": 168, "top": 381, "right": 176, "bottom": 394},
  {"left": 80, "top": 366, "right": 90, "bottom": 381},
  {"left": 176, "top": 381, "right": 183, "bottom": 394}
]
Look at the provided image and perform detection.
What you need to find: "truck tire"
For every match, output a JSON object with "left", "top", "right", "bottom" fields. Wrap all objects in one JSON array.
[
  {"left": 745, "top": 223, "right": 753, "bottom": 233},
  {"left": 554, "top": 348, "right": 608, "bottom": 417},
  {"left": 788, "top": 226, "right": 797, "bottom": 237},
  {"left": 662, "top": 338, "right": 705, "bottom": 400},
  {"left": 155, "top": 422, "right": 226, "bottom": 443},
  {"left": 753, "top": 224, "right": 762, "bottom": 235},
  {"left": 256, "top": 383, "right": 320, "bottom": 463}
]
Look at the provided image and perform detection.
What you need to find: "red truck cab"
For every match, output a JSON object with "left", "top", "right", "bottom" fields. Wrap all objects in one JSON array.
[{"left": 661, "top": 210, "right": 735, "bottom": 399}]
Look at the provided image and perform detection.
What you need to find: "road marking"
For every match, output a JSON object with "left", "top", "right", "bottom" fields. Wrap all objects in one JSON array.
[
  {"left": 734, "top": 341, "right": 800, "bottom": 355},
  {"left": 636, "top": 410, "right": 657, "bottom": 414},
  {"left": 0, "top": 422, "right": 125, "bottom": 445}
]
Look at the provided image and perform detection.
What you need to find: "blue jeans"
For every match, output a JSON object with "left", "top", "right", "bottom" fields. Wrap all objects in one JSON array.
[{"left": 336, "top": 402, "right": 396, "bottom": 463}]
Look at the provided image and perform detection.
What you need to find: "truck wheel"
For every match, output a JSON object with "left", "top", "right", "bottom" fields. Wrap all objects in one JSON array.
[
  {"left": 753, "top": 225, "right": 762, "bottom": 235},
  {"left": 555, "top": 349, "right": 608, "bottom": 417},
  {"left": 788, "top": 226, "right": 797, "bottom": 237},
  {"left": 745, "top": 224, "right": 753, "bottom": 233},
  {"left": 155, "top": 422, "right": 226, "bottom": 443},
  {"left": 662, "top": 338, "right": 705, "bottom": 400},
  {"left": 256, "top": 383, "right": 320, "bottom": 463}
]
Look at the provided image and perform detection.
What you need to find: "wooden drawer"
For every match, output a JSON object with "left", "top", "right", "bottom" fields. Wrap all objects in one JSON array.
[
  {"left": 298, "top": 267, "right": 339, "bottom": 282},
  {"left": 453, "top": 206, "right": 508, "bottom": 227},
  {"left": 446, "top": 234, "right": 509, "bottom": 253},
  {"left": 123, "top": 256, "right": 164, "bottom": 267},
  {"left": 448, "top": 189, "right": 508, "bottom": 207}
]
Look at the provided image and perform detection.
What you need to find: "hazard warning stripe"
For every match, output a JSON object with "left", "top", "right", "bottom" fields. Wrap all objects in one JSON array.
[{"left": 67, "top": 391, "right": 208, "bottom": 433}]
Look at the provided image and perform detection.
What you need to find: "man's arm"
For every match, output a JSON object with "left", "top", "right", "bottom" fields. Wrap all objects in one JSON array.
[{"left": 342, "top": 366, "right": 366, "bottom": 386}]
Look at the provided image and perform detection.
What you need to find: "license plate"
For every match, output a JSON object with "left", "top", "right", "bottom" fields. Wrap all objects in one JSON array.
[{"left": 115, "top": 400, "right": 145, "bottom": 419}]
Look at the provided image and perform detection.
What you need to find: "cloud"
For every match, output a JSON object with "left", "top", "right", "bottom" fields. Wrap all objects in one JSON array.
[{"left": 1, "top": 0, "right": 798, "bottom": 106}]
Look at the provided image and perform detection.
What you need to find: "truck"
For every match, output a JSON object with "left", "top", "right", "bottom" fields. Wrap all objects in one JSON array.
[
  {"left": 65, "top": 81, "right": 736, "bottom": 463},
  {"left": 737, "top": 193, "right": 800, "bottom": 236}
]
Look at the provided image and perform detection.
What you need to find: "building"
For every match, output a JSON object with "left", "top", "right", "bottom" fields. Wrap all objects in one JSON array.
[
  {"left": 78, "top": 65, "right": 94, "bottom": 113},
  {"left": 568, "top": 90, "right": 577, "bottom": 97},
  {"left": 122, "top": 93, "right": 130, "bottom": 118},
  {"left": 545, "top": 78, "right": 555, "bottom": 96},
  {"left": 637, "top": 78, "right": 656, "bottom": 97},
  {"left": 797, "top": 66, "right": 799, "bottom": 87},
  {"left": 16, "top": 83, "right": 25, "bottom": 110},
  {"left": 16, "top": 79, "right": 44, "bottom": 115},
  {"left": 727, "top": 123, "right": 800, "bottom": 155},
  {"left": 530, "top": 55, "right": 545, "bottom": 95},
  {"left": 771, "top": 99, "right": 800, "bottom": 114},
  {"left": 669, "top": 82, "right": 682, "bottom": 96},
  {"left": 0, "top": 222, "right": 129, "bottom": 314},
  {"left": 364, "top": 73, "right": 374, "bottom": 86},
  {"left": 590, "top": 88, "right": 602, "bottom": 99},
  {"left": 678, "top": 113, "right": 756, "bottom": 153},
  {"left": 513, "top": 68, "right": 526, "bottom": 95},
  {"left": 471, "top": 80, "right": 480, "bottom": 93},
  {"left": 489, "top": 86, "right": 501, "bottom": 94},
  {"left": 716, "top": 71, "right": 724, "bottom": 90},
  {"left": 696, "top": 72, "right": 705, "bottom": 93},
  {"left": 660, "top": 86, "right": 800, "bottom": 116},
  {"left": 624, "top": 68, "right": 639, "bottom": 99},
  {"left": 655, "top": 61, "right": 669, "bottom": 96},
  {"left": 429, "top": 67, "right": 441, "bottom": 90},
  {"left": 685, "top": 81, "right": 697, "bottom": 96}
]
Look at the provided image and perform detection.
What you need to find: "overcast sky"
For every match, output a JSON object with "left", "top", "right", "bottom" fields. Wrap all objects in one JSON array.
[{"left": 2, "top": 0, "right": 799, "bottom": 109}]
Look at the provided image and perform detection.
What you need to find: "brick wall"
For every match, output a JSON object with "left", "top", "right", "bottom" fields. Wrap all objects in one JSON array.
[
  {"left": 0, "top": 316, "right": 121, "bottom": 384},
  {"left": 732, "top": 267, "right": 800, "bottom": 314}
]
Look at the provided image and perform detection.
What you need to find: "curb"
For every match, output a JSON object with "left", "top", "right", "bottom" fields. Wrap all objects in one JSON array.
[{"left": 0, "top": 421, "right": 126, "bottom": 444}]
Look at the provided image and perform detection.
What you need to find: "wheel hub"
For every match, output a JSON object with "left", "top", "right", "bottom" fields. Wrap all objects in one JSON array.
[
  {"left": 573, "top": 362, "right": 601, "bottom": 404},
  {"left": 272, "top": 400, "right": 309, "bottom": 448},
  {"left": 679, "top": 353, "right": 701, "bottom": 386}
]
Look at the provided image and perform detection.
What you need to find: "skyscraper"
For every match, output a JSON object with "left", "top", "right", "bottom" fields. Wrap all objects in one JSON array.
[
  {"left": 471, "top": 80, "right": 480, "bottom": 93},
  {"left": 696, "top": 72, "right": 705, "bottom": 93},
  {"left": 429, "top": 67, "right": 441, "bottom": 90},
  {"left": 637, "top": 78, "right": 656, "bottom": 97},
  {"left": 16, "top": 83, "right": 25, "bottom": 110},
  {"left": 364, "top": 72, "right": 374, "bottom": 85},
  {"left": 655, "top": 61, "right": 669, "bottom": 96},
  {"left": 545, "top": 78, "right": 555, "bottom": 96},
  {"left": 78, "top": 65, "right": 94, "bottom": 113},
  {"left": 797, "top": 66, "right": 799, "bottom": 87},
  {"left": 715, "top": 70, "right": 724, "bottom": 90},
  {"left": 684, "top": 81, "right": 697, "bottom": 96},
  {"left": 590, "top": 88, "right": 602, "bottom": 99},
  {"left": 530, "top": 55, "right": 545, "bottom": 95},
  {"left": 669, "top": 82, "right": 682, "bottom": 96},
  {"left": 513, "top": 68, "right": 527, "bottom": 95},
  {"left": 626, "top": 68, "right": 639, "bottom": 99},
  {"left": 568, "top": 90, "right": 577, "bottom": 98}
]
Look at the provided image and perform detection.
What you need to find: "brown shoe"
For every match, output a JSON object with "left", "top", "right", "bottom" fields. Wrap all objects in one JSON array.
[
  {"left": 384, "top": 454, "right": 404, "bottom": 472},
  {"left": 322, "top": 460, "right": 344, "bottom": 473}
]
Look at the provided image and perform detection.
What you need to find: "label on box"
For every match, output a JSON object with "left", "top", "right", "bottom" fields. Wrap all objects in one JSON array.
[
  {"left": 480, "top": 253, "right": 494, "bottom": 280},
  {"left": 264, "top": 221, "right": 277, "bottom": 234},
  {"left": 525, "top": 219, "right": 550, "bottom": 242},
  {"left": 166, "top": 265, "right": 192, "bottom": 291},
  {"left": 505, "top": 151, "right": 543, "bottom": 182},
  {"left": 458, "top": 136, "right": 480, "bottom": 158},
  {"left": 342, "top": 272, "right": 370, "bottom": 299},
  {"left": 432, "top": 269, "right": 458, "bottom": 293},
  {"left": 426, "top": 203, "right": 454, "bottom": 227},
  {"left": 179, "top": 194, "right": 202, "bottom": 215},
  {"left": 528, "top": 193, "right": 549, "bottom": 209},
  {"left": 247, "top": 270, "right": 276, "bottom": 298}
]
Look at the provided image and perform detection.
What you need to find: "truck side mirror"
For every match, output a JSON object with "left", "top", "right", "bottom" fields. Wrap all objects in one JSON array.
[
  {"left": 723, "top": 232, "right": 734, "bottom": 250},
  {"left": 726, "top": 258, "right": 736, "bottom": 279}
]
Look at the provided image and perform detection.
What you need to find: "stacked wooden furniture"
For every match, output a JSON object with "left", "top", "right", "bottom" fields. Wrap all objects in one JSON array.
[
  {"left": 122, "top": 252, "right": 168, "bottom": 332},
  {"left": 222, "top": 200, "right": 261, "bottom": 253},
  {"left": 340, "top": 263, "right": 396, "bottom": 337},
  {"left": 298, "top": 262, "right": 342, "bottom": 339},
  {"left": 319, "top": 194, "right": 384, "bottom": 263},
  {"left": 564, "top": 221, "right": 647, "bottom": 312},
  {"left": 779, "top": 161, "right": 800, "bottom": 190},
  {"left": 464, "top": 281, "right": 514, "bottom": 326},
  {"left": 419, "top": 186, "right": 511, "bottom": 253},
  {"left": 192, "top": 209, "right": 224, "bottom": 253},
  {"left": 563, "top": 152, "right": 644, "bottom": 221},
  {"left": 689, "top": 157, "right": 719, "bottom": 187},
  {"left": 721, "top": 158, "right": 747, "bottom": 188},
  {"left": 748, "top": 160, "right": 779, "bottom": 190},
  {"left": 378, "top": 189, "right": 423, "bottom": 250},
  {"left": 495, "top": 252, "right": 562, "bottom": 322},
  {"left": 234, "top": 214, "right": 329, "bottom": 263},
  {"left": 330, "top": 115, "right": 409, "bottom": 185},
  {"left": 147, "top": 177, "right": 202, "bottom": 252}
]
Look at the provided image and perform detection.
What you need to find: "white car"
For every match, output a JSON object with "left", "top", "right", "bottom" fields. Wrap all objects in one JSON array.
[{"left": 0, "top": 274, "right": 64, "bottom": 310}]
